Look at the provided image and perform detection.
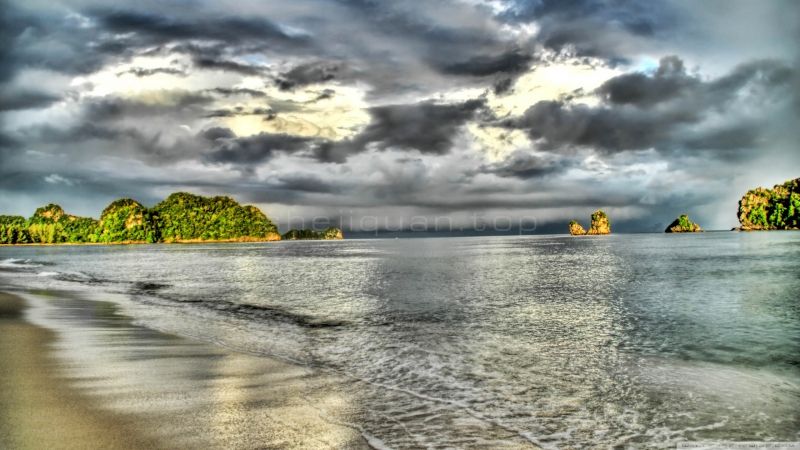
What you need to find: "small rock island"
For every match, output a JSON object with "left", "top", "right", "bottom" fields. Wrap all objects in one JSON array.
[
  {"left": 0, "top": 192, "right": 342, "bottom": 245},
  {"left": 569, "top": 210, "right": 611, "bottom": 235},
  {"left": 568, "top": 221, "right": 586, "bottom": 236},
  {"left": 665, "top": 214, "right": 702, "bottom": 233}
]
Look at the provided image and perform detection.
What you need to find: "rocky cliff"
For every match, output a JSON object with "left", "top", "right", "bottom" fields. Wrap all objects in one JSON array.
[{"left": 586, "top": 210, "right": 611, "bottom": 235}]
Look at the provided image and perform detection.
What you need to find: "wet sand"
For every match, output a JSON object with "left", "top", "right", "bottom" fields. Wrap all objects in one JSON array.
[
  {"left": 0, "top": 291, "right": 372, "bottom": 449},
  {"left": 0, "top": 292, "right": 162, "bottom": 449}
]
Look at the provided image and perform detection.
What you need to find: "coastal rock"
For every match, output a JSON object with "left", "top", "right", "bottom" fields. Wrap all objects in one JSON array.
[
  {"left": 568, "top": 221, "right": 586, "bottom": 235},
  {"left": 586, "top": 210, "right": 611, "bottom": 235},
  {"left": 665, "top": 214, "right": 702, "bottom": 233},
  {"left": 738, "top": 177, "right": 800, "bottom": 230}
]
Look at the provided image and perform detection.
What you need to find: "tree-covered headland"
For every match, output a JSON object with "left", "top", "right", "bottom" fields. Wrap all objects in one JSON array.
[{"left": 0, "top": 192, "right": 340, "bottom": 244}]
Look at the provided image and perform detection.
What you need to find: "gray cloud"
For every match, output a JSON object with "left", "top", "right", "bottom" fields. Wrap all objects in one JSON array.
[
  {"left": 317, "top": 99, "right": 487, "bottom": 162},
  {"left": 93, "top": 10, "right": 303, "bottom": 47},
  {"left": 204, "top": 128, "right": 316, "bottom": 165},
  {"left": 117, "top": 67, "right": 188, "bottom": 77},
  {"left": 276, "top": 61, "right": 349, "bottom": 91},
  {"left": 482, "top": 151, "right": 571, "bottom": 179},
  {"left": 506, "top": 57, "right": 796, "bottom": 155},
  {"left": 441, "top": 49, "right": 535, "bottom": 77},
  {"left": 595, "top": 56, "right": 698, "bottom": 107},
  {"left": 0, "top": 89, "right": 61, "bottom": 111},
  {"left": 499, "top": 0, "right": 674, "bottom": 61}
]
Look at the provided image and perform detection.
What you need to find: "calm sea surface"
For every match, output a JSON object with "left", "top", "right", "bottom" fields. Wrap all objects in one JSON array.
[{"left": 2, "top": 232, "right": 799, "bottom": 448}]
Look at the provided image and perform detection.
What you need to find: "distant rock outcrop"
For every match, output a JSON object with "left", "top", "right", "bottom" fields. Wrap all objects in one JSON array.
[
  {"left": 568, "top": 220, "right": 586, "bottom": 235},
  {"left": 586, "top": 210, "right": 611, "bottom": 235},
  {"left": 568, "top": 210, "right": 610, "bottom": 235},
  {"left": 665, "top": 214, "right": 702, "bottom": 233},
  {"left": 282, "top": 227, "right": 344, "bottom": 240},
  {"left": 738, "top": 177, "right": 799, "bottom": 230}
]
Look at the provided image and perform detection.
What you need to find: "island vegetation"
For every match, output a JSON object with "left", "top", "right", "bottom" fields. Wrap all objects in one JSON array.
[
  {"left": 568, "top": 210, "right": 611, "bottom": 235},
  {"left": 665, "top": 214, "right": 702, "bottom": 233},
  {"left": 737, "top": 177, "right": 800, "bottom": 230},
  {"left": 0, "top": 192, "right": 341, "bottom": 245}
]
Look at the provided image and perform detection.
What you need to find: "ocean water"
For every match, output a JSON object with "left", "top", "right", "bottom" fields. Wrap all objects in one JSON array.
[{"left": 1, "top": 232, "right": 799, "bottom": 448}]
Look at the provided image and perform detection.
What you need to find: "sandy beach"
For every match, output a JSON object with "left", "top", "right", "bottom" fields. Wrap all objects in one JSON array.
[{"left": 0, "top": 290, "right": 372, "bottom": 449}]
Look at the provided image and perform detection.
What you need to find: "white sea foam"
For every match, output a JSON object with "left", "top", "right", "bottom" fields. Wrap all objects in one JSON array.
[{"left": 37, "top": 271, "right": 60, "bottom": 277}]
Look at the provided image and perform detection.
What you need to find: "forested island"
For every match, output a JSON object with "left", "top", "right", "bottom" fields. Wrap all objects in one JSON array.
[
  {"left": 737, "top": 177, "right": 800, "bottom": 230},
  {"left": 665, "top": 215, "right": 702, "bottom": 233},
  {"left": 0, "top": 192, "right": 343, "bottom": 244}
]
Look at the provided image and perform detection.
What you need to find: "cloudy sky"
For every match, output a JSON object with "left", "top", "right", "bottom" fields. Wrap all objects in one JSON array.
[{"left": 1, "top": 0, "right": 798, "bottom": 233}]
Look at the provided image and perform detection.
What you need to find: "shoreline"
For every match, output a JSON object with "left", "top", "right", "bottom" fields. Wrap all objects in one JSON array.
[
  {"left": 0, "top": 290, "right": 373, "bottom": 449},
  {"left": 3, "top": 229, "right": 800, "bottom": 247},
  {"left": 0, "top": 237, "right": 282, "bottom": 247}
]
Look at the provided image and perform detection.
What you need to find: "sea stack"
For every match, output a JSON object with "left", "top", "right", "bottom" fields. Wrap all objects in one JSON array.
[
  {"left": 665, "top": 214, "right": 702, "bottom": 233},
  {"left": 568, "top": 220, "right": 586, "bottom": 235},
  {"left": 586, "top": 210, "right": 611, "bottom": 235}
]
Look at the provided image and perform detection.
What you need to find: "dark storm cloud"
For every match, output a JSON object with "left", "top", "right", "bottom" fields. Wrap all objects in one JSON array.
[
  {"left": 500, "top": 0, "right": 673, "bottom": 60},
  {"left": 313, "top": 89, "right": 336, "bottom": 101},
  {"left": 200, "top": 127, "right": 236, "bottom": 141},
  {"left": 82, "top": 93, "right": 214, "bottom": 121},
  {"left": 506, "top": 57, "right": 796, "bottom": 154},
  {"left": 276, "top": 61, "right": 348, "bottom": 91},
  {"left": 94, "top": 10, "right": 302, "bottom": 47},
  {"left": 192, "top": 57, "right": 265, "bottom": 75},
  {"left": 272, "top": 174, "right": 340, "bottom": 194},
  {"left": 0, "top": 90, "right": 61, "bottom": 111},
  {"left": 493, "top": 78, "right": 515, "bottom": 95},
  {"left": 202, "top": 107, "right": 275, "bottom": 118},
  {"left": 117, "top": 67, "right": 188, "bottom": 77},
  {"left": 0, "top": 1, "right": 25, "bottom": 82},
  {"left": 203, "top": 128, "right": 315, "bottom": 165},
  {"left": 441, "top": 49, "right": 534, "bottom": 77},
  {"left": 206, "top": 87, "right": 267, "bottom": 98},
  {"left": 483, "top": 151, "right": 571, "bottom": 179},
  {"left": 596, "top": 56, "right": 698, "bottom": 107},
  {"left": 315, "top": 99, "right": 487, "bottom": 162},
  {"left": 0, "top": 3, "right": 115, "bottom": 80}
]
